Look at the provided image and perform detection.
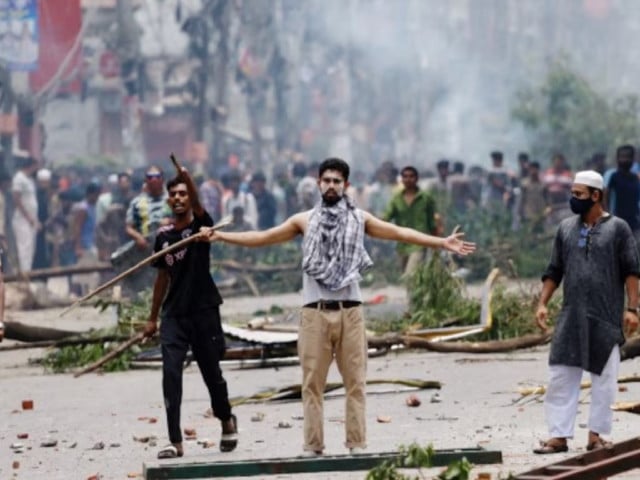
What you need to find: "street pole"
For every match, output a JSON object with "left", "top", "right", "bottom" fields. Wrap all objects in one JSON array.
[{"left": 0, "top": 64, "right": 14, "bottom": 174}]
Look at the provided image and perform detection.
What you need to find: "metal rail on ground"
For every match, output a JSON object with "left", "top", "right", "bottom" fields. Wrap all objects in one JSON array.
[
  {"left": 514, "top": 436, "right": 640, "bottom": 480},
  {"left": 143, "top": 447, "right": 503, "bottom": 479}
]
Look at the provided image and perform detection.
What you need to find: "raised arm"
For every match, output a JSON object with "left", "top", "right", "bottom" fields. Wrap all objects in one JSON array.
[
  {"left": 363, "top": 211, "right": 475, "bottom": 255},
  {"left": 177, "top": 167, "right": 204, "bottom": 217},
  {"left": 203, "top": 212, "right": 305, "bottom": 247}
]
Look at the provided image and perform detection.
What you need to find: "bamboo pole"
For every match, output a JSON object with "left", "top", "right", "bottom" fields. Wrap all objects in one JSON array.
[
  {"left": 59, "top": 218, "right": 230, "bottom": 317},
  {"left": 73, "top": 331, "right": 145, "bottom": 378}
]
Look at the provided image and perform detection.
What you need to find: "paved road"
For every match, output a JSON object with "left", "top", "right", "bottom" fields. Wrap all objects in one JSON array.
[{"left": 1, "top": 286, "right": 640, "bottom": 479}]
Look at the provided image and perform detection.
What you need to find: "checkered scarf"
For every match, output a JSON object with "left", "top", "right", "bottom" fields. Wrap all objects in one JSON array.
[{"left": 302, "top": 196, "right": 373, "bottom": 291}]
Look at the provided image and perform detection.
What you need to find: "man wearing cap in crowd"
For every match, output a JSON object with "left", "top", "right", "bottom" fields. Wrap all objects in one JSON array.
[
  {"left": 33, "top": 168, "right": 54, "bottom": 270},
  {"left": 534, "top": 170, "right": 639, "bottom": 454},
  {"left": 118, "top": 166, "right": 171, "bottom": 295}
]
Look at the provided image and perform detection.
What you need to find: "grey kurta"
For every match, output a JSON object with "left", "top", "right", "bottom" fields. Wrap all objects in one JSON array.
[{"left": 543, "top": 214, "right": 639, "bottom": 374}]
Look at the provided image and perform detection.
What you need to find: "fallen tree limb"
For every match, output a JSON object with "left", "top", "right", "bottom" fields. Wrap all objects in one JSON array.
[
  {"left": 73, "top": 331, "right": 144, "bottom": 378},
  {"left": 366, "top": 331, "right": 553, "bottom": 353},
  {"left": 4, "top": 321, "right": 78, "bottom": 342},
  {"left": 3, "top": 263, "right": 112, "bottom": 283},
  {"left": 0, "top": 335, "right": 129, "bottom": 351},
  {"left": 518, "top": 375, "right": 640, "bottom": 396},
  {"left": 230, "top": 378, "right": 441, "bottom": 406}
]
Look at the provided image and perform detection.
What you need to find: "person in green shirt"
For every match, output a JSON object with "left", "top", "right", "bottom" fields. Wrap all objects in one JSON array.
[{"left": 383, "top": 166, "right": 438, "bottom": 276}]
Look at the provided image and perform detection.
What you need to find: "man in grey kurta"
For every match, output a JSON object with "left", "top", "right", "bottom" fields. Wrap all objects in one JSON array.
[{"left": 534, "top": 170, "right": 639, "bottom": 454}]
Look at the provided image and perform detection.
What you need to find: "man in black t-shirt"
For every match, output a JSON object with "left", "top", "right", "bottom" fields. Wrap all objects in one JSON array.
[{"left": 143, "top": 167, "right": 237, "bottom": 459}]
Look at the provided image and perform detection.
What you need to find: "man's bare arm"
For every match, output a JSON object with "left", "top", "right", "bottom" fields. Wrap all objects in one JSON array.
[
  {"left": 363, "top": 211, "right": 476, "bottom": 255},
  {"left": 625, "top": 275, "right": 639, "bottom": 309},
  {"left": 206, "top": 213, "right": 305, "bottom": 247},
  {"left": 364, "top": 212, "right": 445, "bottom": 248},
  {"left": 126, "top": 223, "right": 148, "bottom": 248},
  {"left": 177, "top": 167, "right": 204, "bottom": 217},
  {"left": 538, "top": 278, "right": 558, "bottom": 307}
]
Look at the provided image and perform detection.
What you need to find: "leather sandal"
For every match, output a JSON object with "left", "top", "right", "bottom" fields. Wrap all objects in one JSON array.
[
  {"left": 586, "top": 437, "right": 613, "bottom": 451},
  {"left": 533, "top": 439, "right": 568, "bottom": 454}
]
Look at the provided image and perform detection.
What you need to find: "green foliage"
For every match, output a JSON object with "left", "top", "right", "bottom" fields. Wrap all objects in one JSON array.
[
  {"left": 512, "top": 56, "right": 640, "bottom": 165},
  {"left": 42, "top": 292, "right": 155, "bottom": 374},
  {"left": 252, "top": 304, "right": 285, "bottom": 316},
  {"left": 366, "top": 443, "right": 472, "bottom": 480},
  {"left": 41, "top": 340, "right": 139, "bottom": 374},
  {"left": 385, "top": 253, "right": 561, "bottom": 339},
  {"left": 482, "top": 282, "right": 562, "bottom": 340},
  {"left": 446, "top": 207, "right": 553, "bottom": 281},
  {"left": 406, "top": 254, "right": 481, "bottom": 328},
  {"left": 436, "top": 457, "right": 472, "bottom": 480}
]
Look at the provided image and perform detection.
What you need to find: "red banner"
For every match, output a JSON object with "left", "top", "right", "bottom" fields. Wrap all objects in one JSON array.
[{"left": 29, "top": 0, "right": 82, "bottom": 95}]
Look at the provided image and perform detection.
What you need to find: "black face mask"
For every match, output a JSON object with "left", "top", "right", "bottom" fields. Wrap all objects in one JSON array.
[{"left": 570, "top": 196, "right": 595, "bottom": 215}]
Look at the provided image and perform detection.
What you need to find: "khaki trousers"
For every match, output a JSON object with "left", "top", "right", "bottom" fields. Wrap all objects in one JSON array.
[{"left": 298, "top": 305, "right": 367, "bottom": 452}]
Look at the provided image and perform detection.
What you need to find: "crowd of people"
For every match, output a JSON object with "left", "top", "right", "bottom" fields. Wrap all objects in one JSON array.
[{"left": 2, "top": 145, "right": 640, "bottom": 291}]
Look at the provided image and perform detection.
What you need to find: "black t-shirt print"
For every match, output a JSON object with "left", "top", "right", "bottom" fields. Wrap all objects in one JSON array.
[{"left": 152, "top": 210, "right": 222, "bottom": 316}]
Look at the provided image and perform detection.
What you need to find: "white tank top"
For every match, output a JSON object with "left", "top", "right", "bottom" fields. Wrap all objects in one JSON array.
[{"left": 301, "top": 272, "right": 362, "bottom": 305}]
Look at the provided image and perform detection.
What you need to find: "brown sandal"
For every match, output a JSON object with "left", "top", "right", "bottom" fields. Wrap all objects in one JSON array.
[
  {"left": 533, "top": 439, "right": 568, "bottom": 454},
  {"left": 586, "top": 437, "right": 613, "bottom": 451}
]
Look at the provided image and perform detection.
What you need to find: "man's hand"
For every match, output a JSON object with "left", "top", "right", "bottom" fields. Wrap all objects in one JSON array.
[
  {"left": 143, "top": 319, "right": 158, "bottom": 338},
  {"left": 198, "top": 226, "right": 217, "bottom": 243},
  {"left": 134, "top": 236, "right": 149, "bottom": 250},
  {"left": 624, "top": 311, "right": 638, "bottom": 337},
  {"left": 535, "top": 304, "right": 549, "bottom": 332},
  {"left": 442, "top": 226, "right": 476, "bottom": 256}
]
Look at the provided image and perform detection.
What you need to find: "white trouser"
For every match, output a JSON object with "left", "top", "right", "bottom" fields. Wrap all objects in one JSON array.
[
  {"left": 544, "top": 345, "right": 620, "bottom": 438},
  {"left": 12, "top": 216, "right": 36, "bottom": 272}
]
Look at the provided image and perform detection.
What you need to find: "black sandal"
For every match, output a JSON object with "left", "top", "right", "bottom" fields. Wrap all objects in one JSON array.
[{"left": 220, "top": 414, "right": 238, "bottom": 452}]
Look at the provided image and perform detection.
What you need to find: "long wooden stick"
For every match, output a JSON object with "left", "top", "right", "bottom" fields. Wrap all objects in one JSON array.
[
  {"left": 170, "top": 152, "right": 181, "bottom": 171},
  {"left": 59, "top": 218, "right": 231, "bottom": 317},
  {"left": 73, "top": 331, "right": 144, "bottom": 378}
]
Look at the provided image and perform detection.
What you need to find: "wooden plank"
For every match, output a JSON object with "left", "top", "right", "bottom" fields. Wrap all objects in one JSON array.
[{"left": 143, "top": 447, "right": 502, "bottom": 479}]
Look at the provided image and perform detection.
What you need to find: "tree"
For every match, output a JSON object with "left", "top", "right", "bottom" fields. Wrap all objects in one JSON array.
[{"left": 512, "top": 57, "right": 640, "bottom": 166}]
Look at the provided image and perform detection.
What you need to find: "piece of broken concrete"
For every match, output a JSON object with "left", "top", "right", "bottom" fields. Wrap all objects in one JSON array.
[
  {"left": 251, "top": 412, "right": 265, "bottom": 422},
  {"left": 405, "top": 394, "right": 421, "bottom": 407}
]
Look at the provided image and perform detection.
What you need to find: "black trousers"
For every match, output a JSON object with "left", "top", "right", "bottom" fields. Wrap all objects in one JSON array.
[{"left": 160, "top": 308, "right": 231, "bottom": 444}]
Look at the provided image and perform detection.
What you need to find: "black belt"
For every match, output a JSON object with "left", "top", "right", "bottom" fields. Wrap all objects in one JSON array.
[{"left": 303, "top": 300, "right": 362, "bottom": 311}]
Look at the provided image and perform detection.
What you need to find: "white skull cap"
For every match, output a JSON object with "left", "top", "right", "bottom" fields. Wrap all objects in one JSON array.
[
  {"left": 36, "top": 168, "right": 51, "bottom": 181},
  {"left": 573, "top": 170, "right": 603, "bottom": 190}
]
